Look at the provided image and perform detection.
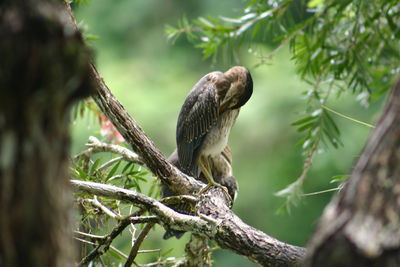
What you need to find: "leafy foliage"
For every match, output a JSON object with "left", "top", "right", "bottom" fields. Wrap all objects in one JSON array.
[
  {"left": 70, "top": 127, "right": 163, "bottom": 265},
  {"left": 168, "top": 0, "right": 400, "bottom": 208}
]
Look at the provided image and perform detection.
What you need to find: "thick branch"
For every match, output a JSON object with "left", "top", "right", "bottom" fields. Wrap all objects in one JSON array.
[
  {"left": 198, "top": 188, "right": 306, "bottom": 266},
  {"left": 305, "top": 79, "right": 400, "bottom": 266}
]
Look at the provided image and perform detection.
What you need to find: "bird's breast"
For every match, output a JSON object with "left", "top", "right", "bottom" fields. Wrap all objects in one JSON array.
[{"left": 200, "top": 109, "right": 240, "bottom": 157}]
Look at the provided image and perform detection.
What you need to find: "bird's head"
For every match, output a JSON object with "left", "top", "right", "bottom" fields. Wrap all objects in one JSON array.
[{"left": 219, "top": 66, "right": 253, "bottom": 113}]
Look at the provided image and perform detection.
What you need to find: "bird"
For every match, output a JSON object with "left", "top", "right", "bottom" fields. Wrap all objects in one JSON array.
[
  {"left": 161, "top": 145, "right": 238, "bottom": 239},
  {"left": 176, "top": 66, "right": 252, "bottom": 195}
]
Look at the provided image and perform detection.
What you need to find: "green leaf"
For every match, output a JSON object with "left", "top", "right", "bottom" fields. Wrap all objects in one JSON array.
[
  {"left": 162, "top": 248, "right": 174, "bottom": 257},
  {"left": 134, "top": 176, "right": 147, "bottom": 182},
  {"left": 322, "top": 128, "right": 339, "bottom": 148},
  {"left": 330, "top": 174, "right": 349, "bottom": 183},
  {"left": 106, "top": 161, "right": 121, "bottom": 181},
  {"left": 291, "top": 116, "right": 316, "bottom": 126},
  {"left": 297, "top": 121, "right": 315, "bottom": 132},
  {"left": 76, "top": 167, "right": 88, "bottom": 180},
  {"left": 196, "top": 17, "right": 215, "bottom": 28},
  {"left": 90, "top": 158, "right": 102, "bottom": 176},
  {"left": 308, "top": 0, "right": 325, "bottom": 8},
  {"left": 108, "top": 248, "right": 122, "bottom": 260},
  {"left": 275, "top": 181, "right": 303, "bottom": 214},
  {"left": 122, "top": 162, "right": 133, "bottom": 174},
  {"left": 148, "top": 180, "right": 157, "bottom": 197},
  {"left": 85, "top": 34, "right": 100, "bottom": 41},
  {"left": 322, "top": 110, "right": 340, "bottom": 135}
]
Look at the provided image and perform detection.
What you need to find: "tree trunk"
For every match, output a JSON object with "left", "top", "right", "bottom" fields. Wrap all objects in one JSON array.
[
  {"left": 305, "top": 78, "right": 400, "bottom": 266},
  {"left": 0, "top": 1, "right": 93, "bottom": 266}
]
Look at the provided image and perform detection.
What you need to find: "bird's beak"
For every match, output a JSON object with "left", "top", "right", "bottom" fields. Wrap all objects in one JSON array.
[
  {"left": 220, "top": 96, "right": 239, "bottom": 114},
  {"left": 219, "top": 98, "right": 232, "bottom": 114}
]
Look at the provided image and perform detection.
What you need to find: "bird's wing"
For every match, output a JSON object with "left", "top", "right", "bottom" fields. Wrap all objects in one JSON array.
[{"left": 176, "top": 72, "right": 222, "bottom": 176}]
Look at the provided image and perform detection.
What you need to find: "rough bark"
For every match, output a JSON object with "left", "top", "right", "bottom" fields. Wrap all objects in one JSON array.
[
  {"left": 0, "top": 1, "right": 93, "bottom": 266},
  {"left": 199, "top": 188, "right": 306, "bottom": 266},
  {"left": 305, "top": 78, "right": 400, "bottom": 267}
]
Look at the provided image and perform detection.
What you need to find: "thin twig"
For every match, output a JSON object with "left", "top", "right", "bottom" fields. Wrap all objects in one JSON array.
[
  {"left": 74, "top": 136, "right": 144, "bottom": 165},
  {"left": 110, "top": 245, "right": 129, "bottom": 259},
  {"left": 96, "top": 156, "right": 123, "bottom": 173},
  {"left": 322, "top": 104, "right": 374, "bottom": 128},
  {"left": 137, "top": 249, "right": 160, "bottom": 254},
  {"left": 74, "top": 230, "right": 105, "bottom": 240},
  {"left": 85, "top": 197, "right": 122, "bottom": 219},
  {"left": 302, "top": 187, "right": 341, "bottom": 197},
  {"left": 137, "top": 258, "right": 185, "bottom": 267},
  {"left": 74, "top": 237, "right": 96, "bottom": 246},
  {"left": 124, "top": 223, "right": 155, "bottom": 267},
  {"left": 78, "top": 208, "right": 146, "bottom": 266},
  {"left": 74, "top": 237, "right": 128, "bottom": 259}
]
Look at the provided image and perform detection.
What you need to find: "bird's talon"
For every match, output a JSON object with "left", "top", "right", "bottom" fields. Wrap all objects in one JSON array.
[
  {"left": 198, "top": 184, "right": 212, "bottom": 195},
  {"left": 217, "top": 184, "right": 233, "bottom": 203},
  {"left": 199, "top": 183, "right": 233, "bottom": 204}
]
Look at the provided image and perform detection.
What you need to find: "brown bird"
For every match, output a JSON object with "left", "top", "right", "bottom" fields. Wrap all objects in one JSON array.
[
  {"left": 161, "top": 145, "right": 238, "bottom": 239},
  {"left": 176, "top": 66, "right": 252, "bottom": 194}
]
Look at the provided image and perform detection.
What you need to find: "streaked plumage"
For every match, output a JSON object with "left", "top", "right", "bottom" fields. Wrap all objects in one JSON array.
[{"left": 176, "top": 66, "right": 253, "bottom": 192}]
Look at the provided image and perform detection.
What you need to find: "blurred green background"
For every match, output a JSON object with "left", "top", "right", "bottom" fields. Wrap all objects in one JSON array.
[{"left": 72, "top": 0, "right": 382, "bottom": 266}]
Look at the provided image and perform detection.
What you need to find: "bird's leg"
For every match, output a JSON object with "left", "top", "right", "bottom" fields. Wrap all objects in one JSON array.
[{"left": 198, "top": 156, "right": 232, "bottom": 202}]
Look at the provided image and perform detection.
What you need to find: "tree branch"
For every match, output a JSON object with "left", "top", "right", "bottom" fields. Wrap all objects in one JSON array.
[
  {"left": 77, "top": 208, "right": 146, "bottom": 265},
  {"left": 124, "top": 223, "right": 155, "bottom": 267},
  {"left": 74, "top": 136, "right": 144, "bottom": 166},
  {"left": 72, "top": 180, "right": 306, "bottom": 266},
  {"left": 71, "top": 180, "right": 213, "bottom": 235}
]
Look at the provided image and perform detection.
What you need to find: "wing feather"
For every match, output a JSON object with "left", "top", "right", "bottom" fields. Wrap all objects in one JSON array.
[{"left": 176, "top": 72, "right": 222, "bottom": 176}]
